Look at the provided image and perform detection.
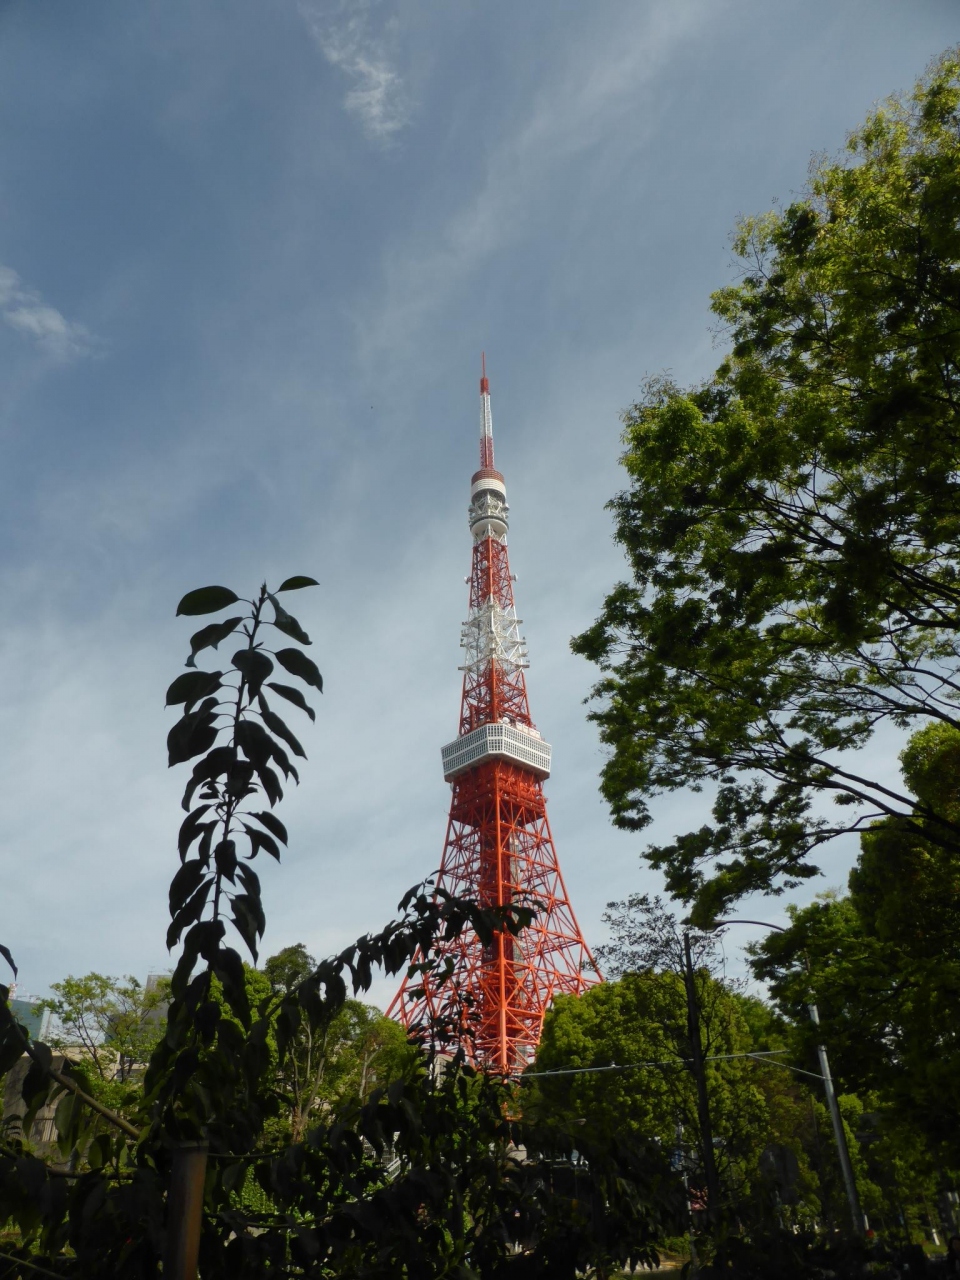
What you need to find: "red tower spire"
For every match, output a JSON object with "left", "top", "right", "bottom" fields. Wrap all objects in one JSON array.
[{"left": 388, "top": 361, "right": 600, "bottom": 1072}]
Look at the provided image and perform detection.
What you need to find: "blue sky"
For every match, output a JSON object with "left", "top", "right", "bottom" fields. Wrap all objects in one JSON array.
[{"left": 1, "top": 0, "right": 957, "bottom": 1005}]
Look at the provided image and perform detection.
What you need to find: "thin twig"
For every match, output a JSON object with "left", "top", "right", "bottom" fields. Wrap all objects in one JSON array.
[{"left": 0, "top": 1248, "right": 69, "bottom": 1279}]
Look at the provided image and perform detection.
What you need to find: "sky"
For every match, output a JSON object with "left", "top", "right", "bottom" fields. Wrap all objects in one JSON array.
[{"left": 1, "top": 0, "right": 957, "bottom": 1008}]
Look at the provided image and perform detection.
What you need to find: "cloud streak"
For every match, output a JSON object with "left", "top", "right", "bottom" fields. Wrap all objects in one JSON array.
[
  {"left": 351, "top": 0, "right": 718, "bottom": 370},
  {"left": 0, "top": 264, "right": 97, "bottom": 361},
  {"left": 298, "top": 0, "right": 410, "bottom": 141}
]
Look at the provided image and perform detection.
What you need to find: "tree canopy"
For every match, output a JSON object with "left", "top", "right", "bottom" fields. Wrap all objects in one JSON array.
[
  {"left": 261, "top": 943, "right": 413, "bottom": 1141},
  {"left": 750, "top": 722, "right": 960, "bottom": 1164},
  {"left": 535, "top": 898, "right": 805, "bottom": 1219},
  {"left": 527, "top": 967, "right": 830, "bottom": 1242},
  {"left": 573, "top": 49, "right": 960, "bottom": 921},
  {"left": 36, "top": 973, "right": 169, "bottom": 1097}
]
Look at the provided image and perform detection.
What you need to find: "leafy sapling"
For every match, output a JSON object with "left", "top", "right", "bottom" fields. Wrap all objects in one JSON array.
[{"left": 163, "top": 577, "right": 320, "bottom": 1041}]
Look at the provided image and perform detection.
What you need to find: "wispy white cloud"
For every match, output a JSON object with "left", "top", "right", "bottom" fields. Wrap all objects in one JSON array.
[
  {"left": 0, "top": 264, "right": 97, "bottom": 361},
  {"left": 351, "top": 0, "right": 720, "bottom": 369},
  {"left": 297, "top": 0, "right": 410, "bottom": 142}
]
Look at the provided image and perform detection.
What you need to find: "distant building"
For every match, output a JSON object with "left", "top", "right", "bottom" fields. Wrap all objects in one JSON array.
[
  {"left": 2, "top": 1054, "right": 66, "bottom": 1154},
  {"left": 9, "top": 997, "right": 52, "bottom": 1042}
]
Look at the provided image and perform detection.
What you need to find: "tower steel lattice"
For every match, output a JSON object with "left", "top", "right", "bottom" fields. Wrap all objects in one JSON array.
[{"left": 388, "top": 358, "right": 600, "bottom": 1072}]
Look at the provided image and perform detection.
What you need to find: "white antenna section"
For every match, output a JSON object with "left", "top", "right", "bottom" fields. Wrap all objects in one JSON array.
[
  {"left": 459, "top": 599, "right": 528, "bottom": 678},
  {"left": 481, "top": 386, "right": 493, "bottom": 444}
]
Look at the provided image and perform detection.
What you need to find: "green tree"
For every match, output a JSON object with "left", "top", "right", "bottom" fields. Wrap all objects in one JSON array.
[
  {"left": 741, "top": 891, "right": 941, "bottom": 1231},
  {"left": 751, "top": 749, "right": 960, "bottom": 1162},
  {"left": 36, "top": 973, "right": 169, "bottom": 1102},
  {"left": 747, "top": 723, "right": 960, "bottom": 1240},
  {"left": 531, "top": 973, "right": 826, "bottom": 1231},
  {"left": 262, "top": 943, "right": 413, "bottom": 1140},
  {"left": 573, "top": 49, "right": 960, "bottom": 923},
  {"left": 530, "top": 890, "right": 807, "bottom": 1226}
]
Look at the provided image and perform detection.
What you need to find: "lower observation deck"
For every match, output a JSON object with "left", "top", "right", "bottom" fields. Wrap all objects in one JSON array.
[{"left": 441, "top": 721, "right": 552, "bottom": 782}]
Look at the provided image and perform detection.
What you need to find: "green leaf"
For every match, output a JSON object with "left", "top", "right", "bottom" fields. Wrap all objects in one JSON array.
[
  {"left": 231, "top": 895, "right": 266, "bottom": 960},
  {"left": 0, "top": 944, "right": 16, "bottom": 979},
  {"left": 265, "top": 682, "right": 316, "bottom": 722},
  {"left": 214, "top": 946, "right": 251, "bottom": 1020},
  {"left": 277, "top": 576, "right": 319, "bottom": 592},
  {"left": 167, "top": 879, "right": 213, "bottom": 948},
  {"left": 187, "top": 616, "right": 243, "bottom": 666},
  {"left": 236, "top": 719, "right": 273, "bottom": 771},
  {"left": 195, "top": 999, "right": 221, "bottom": 1046},
  {"left": 272, "top": 613, "right": 311, "bottom": 645},
  {"left": 214, "top": 839, "right": 238, "bottom": 882},
  {"left": 236, "top": 722, "right": 284, "bottom": 804},
  {"left": 268, "top": 593, "right": 290, "bottom": 622},
  {"left": 182, "top": 745, "right": 236, "bottom": 811},
  {"left": 177, "top": 804, "right": 214, "bottom": 859},
  {"left": 237, "top": 864, "right": 261, "bottom": 898},
  {"left": 86, "top": 1133, "right": 109, "bottom": 1171},
  {"left": 197, "top": 823, "right": 216, "bottom": 867},
  {"left": 170, "top": 859, "right": 209, "bottom": 915},
  {"left": 250, "top": 810, "right": 288, "bottom": 845},
  {"left": 269, "top": 595, "right": 312, "bottom": 645},
  {"left": 225, "top": 759, "right": 256, "bottom": 800},
  {"left": 54, "top": 1092, "right": 80, "bottom": 1153},
  {"left": 258, "top": 763, "right": 283, "bottom": 807},
  {"left": 167, "top": 699, "right": 220, "bottom": 766},
  {"left": 232, "top": 648, "right": 274, "bottom": 697},
  {"left": 166, "top": 670, "right": 223, "bottom": 710},
  {"left": 177, "top": 585, "right": 241, "bottom": 616},
  {"left": 249, "top": 831, "right": 279, "bottom": 861},
  {"left": 275, "top": 648, "right": 323, "bottom": 692},
  {"left": 259, "top": 703, "right": 306, "bottom": 758},
  {"left": 241, "top": 822, "right": 280, "bottom": 861},
  {"left": 269, "top": 740, "right": 299, "bottom": 783}
]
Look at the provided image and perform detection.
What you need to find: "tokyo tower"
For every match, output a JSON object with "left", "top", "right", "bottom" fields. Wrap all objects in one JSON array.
[{"left": 389, "top": 359, "right": 600, "bottom": 1072}]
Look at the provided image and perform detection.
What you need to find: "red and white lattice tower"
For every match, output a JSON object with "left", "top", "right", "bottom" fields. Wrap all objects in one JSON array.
[{"left": 388, "top": 358, "right": 600, "bottom": 1072}]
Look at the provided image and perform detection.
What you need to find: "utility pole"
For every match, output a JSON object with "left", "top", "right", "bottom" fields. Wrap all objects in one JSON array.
[
  {"left": 807, "top": 1000, "right": 866, "bottom": 1235},
  {"left": 682, "top": 931, "right": 721, "bottom": 1222}
]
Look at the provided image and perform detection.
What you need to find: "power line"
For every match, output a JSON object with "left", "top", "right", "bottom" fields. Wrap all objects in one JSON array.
[
  {"left": 743, "top": 1052, "right": 825, "bottom": 1082},
  {"left": 517, "top": 1048, "right": 788, "bottom": 1079}
]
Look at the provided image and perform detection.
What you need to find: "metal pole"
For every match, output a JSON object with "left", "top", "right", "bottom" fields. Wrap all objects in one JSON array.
[
  {"left": 683, "top": 931, "right": 721, "bottom": 1223},
  {"left": 165, "top": 1142, "right": 208, "bottom": 1280},
  {"left": 807, "top": 1001, "right": 866, "bottom": 1236},
  {"left": 676, "top": 1120, "right": 700, "bottom": 1270}
]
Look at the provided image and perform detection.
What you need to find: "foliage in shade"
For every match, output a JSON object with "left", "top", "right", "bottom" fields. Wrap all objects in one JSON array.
[
  {"left": 573, "top": 50, "right": 960, "bottom": 922},
  {"left": 750, "top": 722, "right": 960, "bottom": 1169},
  {"left": 261, "top": 944, "right": 415, "bottom": 1144},
  {"left": 528, "top": 971, "right": 799, "bottom": 1220}
]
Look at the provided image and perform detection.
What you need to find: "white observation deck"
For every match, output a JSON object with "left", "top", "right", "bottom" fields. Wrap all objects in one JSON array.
[{"left": 441, "top": 720, "right": 552, "bottom": 782}]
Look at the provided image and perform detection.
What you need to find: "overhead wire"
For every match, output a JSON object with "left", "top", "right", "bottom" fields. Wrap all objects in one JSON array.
[
  {"left": 516, "top": 1048, "right": 790, "bottom": 1079},
  {"left": 742, "top": 1052, "right": 826, "bottom": 1082}
]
